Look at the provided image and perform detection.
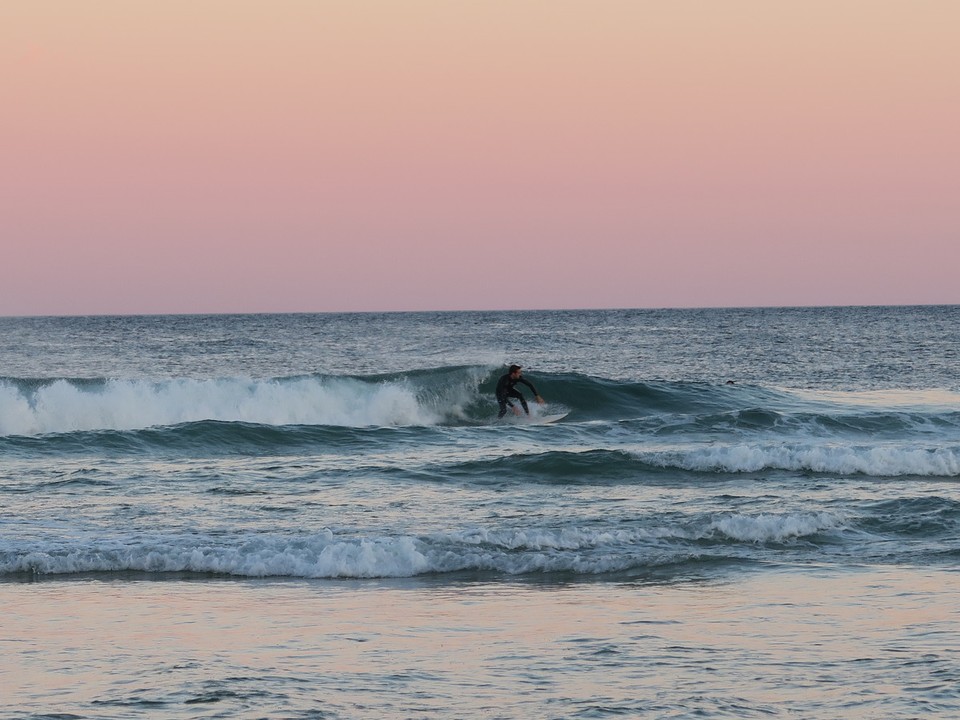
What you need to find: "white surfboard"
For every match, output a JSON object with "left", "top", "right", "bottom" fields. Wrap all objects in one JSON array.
[
  {"left": 525, "top": 411, "right": 568, "bottom": 425},
  {"left": 502, "top": 408, "right": 569, "bottom": 425}
]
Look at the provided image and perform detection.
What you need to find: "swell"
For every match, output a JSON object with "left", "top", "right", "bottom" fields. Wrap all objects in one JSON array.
[
  {"left": 0, "top": 420, "right": 434, "bottom": 458},
  {"left": 5, "top": 424, "right": 959, "bottom": 479},
  {"left": 438, "top": 449, "right": 693, "bottom": 484},
  {"left": 442, "top": 444, "right": 960, "bottom": 481},
  {"left": 644, "top": 408, "right": 960, "bottom": 438}
]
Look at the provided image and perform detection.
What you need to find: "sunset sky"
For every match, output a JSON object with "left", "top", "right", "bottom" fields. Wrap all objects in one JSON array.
[{"left": 2, "top": 1, "right": 958, "bottom": 315}]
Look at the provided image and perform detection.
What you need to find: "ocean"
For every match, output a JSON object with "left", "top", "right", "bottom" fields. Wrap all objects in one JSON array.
[{"left": 2, "top": 306, "right": 959, "bottom": 718}]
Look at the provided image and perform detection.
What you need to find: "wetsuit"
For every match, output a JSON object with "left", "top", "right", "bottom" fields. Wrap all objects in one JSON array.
[{"left": 496, "top": 373, "right": 539, "bottom": 418}]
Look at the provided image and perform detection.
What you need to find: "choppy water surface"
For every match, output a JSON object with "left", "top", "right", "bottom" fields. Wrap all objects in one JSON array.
[{"left": 2, "top": 306, "right": 959, "bottom": 718}]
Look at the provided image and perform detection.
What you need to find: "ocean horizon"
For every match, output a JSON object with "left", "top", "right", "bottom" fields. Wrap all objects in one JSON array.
[{"left": 4, "top": 300, "right": 958, "bottom": 320}]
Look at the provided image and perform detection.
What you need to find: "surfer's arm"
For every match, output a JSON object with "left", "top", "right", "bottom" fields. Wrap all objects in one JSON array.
[{"left": 519, "top": 377, "right": 545, "bottom": 403}]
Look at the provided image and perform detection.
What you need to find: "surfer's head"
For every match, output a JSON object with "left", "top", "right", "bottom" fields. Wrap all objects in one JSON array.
[{"left": 509, "top": 364, "right": 522, "bottom": 378}]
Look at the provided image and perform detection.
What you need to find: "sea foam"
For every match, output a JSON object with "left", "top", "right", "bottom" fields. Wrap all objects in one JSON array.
[
  {"left": 0, "top": 377, "right": 444, "bottom": 435},
  {"left": 641, "top": 442, "right": 960, "bottom": 477},
  {"left": 1, "top": 514, "right": 844, "bottom": 579}
]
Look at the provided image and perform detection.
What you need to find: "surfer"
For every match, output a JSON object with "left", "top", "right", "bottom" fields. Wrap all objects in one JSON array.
[{"left": 496, "top": 364, "right": 545, "bottom": 419}]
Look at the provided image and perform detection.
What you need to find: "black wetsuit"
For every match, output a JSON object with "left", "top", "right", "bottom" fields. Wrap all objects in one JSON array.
[{"left": 496, "top": 373, "right": 539, "bottom": 418}]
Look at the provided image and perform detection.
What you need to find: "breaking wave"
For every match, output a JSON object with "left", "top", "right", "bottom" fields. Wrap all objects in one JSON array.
[{"left": 0, "top": 511, "right": 851, "bottom": 579}]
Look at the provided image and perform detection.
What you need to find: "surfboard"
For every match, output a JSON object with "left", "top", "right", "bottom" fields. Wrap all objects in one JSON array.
[
  {"left": 526, "top": 411, "right": 568, "bottom": 425},
  {"left": 502, "top": 410, "right": 569, "bottom": 425}
]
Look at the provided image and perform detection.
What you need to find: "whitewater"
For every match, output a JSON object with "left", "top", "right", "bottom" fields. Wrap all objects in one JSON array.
[{"left": 3, "top": 307, "right": 960, "bottom": 719}]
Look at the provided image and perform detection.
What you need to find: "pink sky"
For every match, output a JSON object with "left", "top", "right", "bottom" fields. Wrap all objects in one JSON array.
[{"left": 2, "top": 1, "right": 958, "bottom": 315}]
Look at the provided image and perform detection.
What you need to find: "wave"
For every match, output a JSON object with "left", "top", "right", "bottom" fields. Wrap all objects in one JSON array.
[
  {"left": 0, "top": 512, "right": 850, "bottom": 580},
  {"left": 3, "top": 371, "right": 959, "bottom": 484},
  {"left": 634, "top": 442, "right": 960, "bottom": 477},
  {"left": 0, "top": 368, "right": 492, "bottom": 436},
  {"left": 4, "top": 368, "right": 959, "bottom": 437},
  {"left": 0, "top": 420, "right": 435, "bottom": 458},
  {"left": 4, "top": 428, "right": 957, "bottom": 479},
  {"left": 7, "top": 494, "right": 959, "bottom": 580},
  {"left": 434, "top": 444, "right": 960, "bottom": 482},
  {"left": 0, "top": 367, "right": 665, "bottom": 436}
]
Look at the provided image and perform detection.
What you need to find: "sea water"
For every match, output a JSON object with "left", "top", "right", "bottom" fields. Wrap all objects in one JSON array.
[{"left": 1, "top": 307, "right": 959, "bottom": 718}]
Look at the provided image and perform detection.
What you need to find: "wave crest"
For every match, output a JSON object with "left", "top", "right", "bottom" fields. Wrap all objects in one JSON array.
[
  {"left": 641, "top": 443, "right": 960, "bottom": 477},
  {"left": 0, "top": 372, "right": 485, "bottom": 435},
  {"left": 1, "top": 512, "right": 850, "bottom": 580}
]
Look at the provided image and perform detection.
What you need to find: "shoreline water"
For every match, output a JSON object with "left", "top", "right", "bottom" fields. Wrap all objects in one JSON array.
[{"left": 5, "top": 565, "right": 959, "bottom": 718}]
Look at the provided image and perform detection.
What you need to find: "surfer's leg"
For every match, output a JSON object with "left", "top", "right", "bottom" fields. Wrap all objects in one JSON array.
[
  {"left": 497, "top": 399, "right": 509, "bottom": 418},
  {"left": 511, "top": 390, "right": 530, "bottom": 415}
]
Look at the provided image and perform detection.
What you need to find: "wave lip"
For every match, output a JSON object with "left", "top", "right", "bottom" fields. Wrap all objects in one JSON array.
[{"left": 0, "top": 374, "right": 460, "bottom": 436}]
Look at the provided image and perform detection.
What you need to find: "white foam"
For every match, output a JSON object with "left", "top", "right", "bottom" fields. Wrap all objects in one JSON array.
[
  {"left": 706, "top": 512, "right": 846, "bottom": 543},
  {"left": 0, "top": 377, "right": 444, "bottom": 435},
  {"left": 642, "top": 442, "right": 960, "bottom": 477},
  {"left": 0, "top": 383, "right": 35, "bottom": 436},
  {"left": 0, "top": 524, "right": 698, "bottom": 578},
  {"left": 0, "top": 514, "right": 852, "bottom": 579},
  {"left": 2, "top": 533, "right": 432, "bottom": 578}
]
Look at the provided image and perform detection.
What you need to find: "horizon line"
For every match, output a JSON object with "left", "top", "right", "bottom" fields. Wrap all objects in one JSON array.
[{"left": 2, "top": 301, "right": 958, "bottom": 321}]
